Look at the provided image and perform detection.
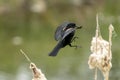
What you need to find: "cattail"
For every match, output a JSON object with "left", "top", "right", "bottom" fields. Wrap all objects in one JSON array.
[
  {"left": 88, "top": 14, "right": 114, "bottom": 80},
  {"left": 20, "top": 49, "right": 47, "bottom": 80},
  {"left": 30, "top": 63, "right": 47, "bottom": 80}
]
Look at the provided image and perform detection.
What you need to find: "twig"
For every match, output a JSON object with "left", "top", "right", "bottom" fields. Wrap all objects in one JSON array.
[{"left": 20, "top": 49, "right": 32, "bottom": 62}]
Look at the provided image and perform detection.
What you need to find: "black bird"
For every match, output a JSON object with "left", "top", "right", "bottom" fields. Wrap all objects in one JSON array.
[{"left": 49, "top": 22, "right": 82, "bottom": 56}]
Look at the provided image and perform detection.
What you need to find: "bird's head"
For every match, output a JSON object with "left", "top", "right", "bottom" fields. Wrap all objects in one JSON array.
[
  {"left": 63, "top": 23, "right": 75, "bottom": 31},
  {"left": 63, "top": 22, "right": 82, "bottom": 31}
]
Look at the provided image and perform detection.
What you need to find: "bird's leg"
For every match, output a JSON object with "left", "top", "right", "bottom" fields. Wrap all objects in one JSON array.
[
  {"left": 71, "top": 36, "right": 78, "bottom": 43},
  {"left": 69, "top": 43, "right": 81, "bottom": 49}
]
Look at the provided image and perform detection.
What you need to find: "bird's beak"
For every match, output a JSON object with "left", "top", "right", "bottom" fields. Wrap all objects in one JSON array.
[{"left": 76, "top": 26, "right": 82, "bottom": 29}]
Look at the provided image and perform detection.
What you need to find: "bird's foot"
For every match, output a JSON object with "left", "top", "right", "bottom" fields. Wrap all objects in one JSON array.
[
  {"left": 71, "top": 37, "right": 78, "bottom": 42},
  {"left": 69, "top": 44, "right": 81, "bottom": 49}
]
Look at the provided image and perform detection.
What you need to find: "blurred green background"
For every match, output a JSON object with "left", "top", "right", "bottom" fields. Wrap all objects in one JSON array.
[{"left": 0, "top": 0, "right": 120, "bottom": 80}]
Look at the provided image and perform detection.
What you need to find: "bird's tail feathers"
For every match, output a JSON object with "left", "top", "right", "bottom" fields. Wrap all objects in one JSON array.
[{"left": 49, "top": 41, "right": 62, "bottom": 56}]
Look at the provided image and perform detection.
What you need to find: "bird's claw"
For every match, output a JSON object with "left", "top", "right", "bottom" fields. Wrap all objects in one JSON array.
[
  {"left": 71, "top": 37, "right": 79, "bottom": 42},
  {"left": 69, "top": 44, "right": 81, "bottom": 49}
]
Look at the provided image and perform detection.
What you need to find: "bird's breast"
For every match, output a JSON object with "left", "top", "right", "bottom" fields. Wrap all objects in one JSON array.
[{"left": 62, "top": 31, "right": 75, "bottom": 47}]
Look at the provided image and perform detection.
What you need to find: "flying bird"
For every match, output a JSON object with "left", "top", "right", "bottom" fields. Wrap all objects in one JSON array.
[{"left": 49, "top": 22, "right": 82, "bottom": 56}]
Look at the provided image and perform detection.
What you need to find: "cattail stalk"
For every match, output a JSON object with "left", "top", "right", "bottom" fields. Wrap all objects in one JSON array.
[{"left": 88, "top": 14, "right": 114, "bottom": 80}]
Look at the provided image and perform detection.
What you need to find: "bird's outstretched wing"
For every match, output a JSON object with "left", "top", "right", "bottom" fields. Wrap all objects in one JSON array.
[
  {"left": 54, "top": 22, "right": 70, "bottom": 41},
  {"left": 62, "top": 28, "right": 75, "bottom": 40}
]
